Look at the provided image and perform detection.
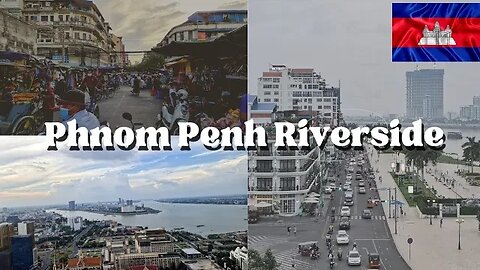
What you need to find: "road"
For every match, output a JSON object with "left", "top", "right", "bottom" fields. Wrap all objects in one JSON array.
[
  {"left": 249, "top": 149, "right": 411, "bottom": 270},
  {"left": 97, "top": 85, "right": 162, "bottom": 128}
]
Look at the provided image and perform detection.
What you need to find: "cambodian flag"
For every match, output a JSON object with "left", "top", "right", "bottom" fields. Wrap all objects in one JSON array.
[{"left": 392, "top": 3, "right": 480, "bottom": 62}]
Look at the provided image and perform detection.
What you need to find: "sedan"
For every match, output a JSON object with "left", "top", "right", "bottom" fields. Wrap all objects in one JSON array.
[
  {"left": 358, "top": 180, "right": 365, "bottom": 187},
  {"left": 340, "top": 206, "right": 351, "bottom": 217},
  {"left": 348, "top": 250, "right": 362, "bottom": 266},
  {"left": 345, "top": 180, "right": 352, "bottom": 186},
  {"left": 336, "top": 230, "right": 350, "bottom": 245},
  {"left": 358, "top": 187, "right": 366, "bottom": 194},
  {"left": 339, "top": 216, "right": 351, "bottom": 230},
  {"left": 362, "top": 209, "right": 372, "bottom": 219},
  {"left": 343, "top": 183, "right": 351, "bottom": 190}
]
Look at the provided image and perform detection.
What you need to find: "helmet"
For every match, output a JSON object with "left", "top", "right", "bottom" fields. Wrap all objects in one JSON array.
[
  {"left": 177, "top": 89, "right": 188, "bottom": 100},
  {"left": 59, "top": 90, "right": 85, "bottom": 107}
]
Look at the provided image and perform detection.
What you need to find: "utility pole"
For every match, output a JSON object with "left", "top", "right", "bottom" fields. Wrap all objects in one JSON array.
[
  {"left": 388, "top": 188, "right": 392, "bottom": 218},
  {"left": 394, "top": 187, "right": 398, "bottom": 234}
]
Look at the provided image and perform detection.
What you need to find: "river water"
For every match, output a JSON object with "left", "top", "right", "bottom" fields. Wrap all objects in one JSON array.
[
  {"left": 49, "top": 201, "right": 247, "bottom": 236},
  {"left": 442, "top": 128, "right": 480, "bottom": 157}
]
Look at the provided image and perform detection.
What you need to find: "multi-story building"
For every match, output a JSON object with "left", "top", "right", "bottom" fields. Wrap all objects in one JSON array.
[
  {"left": 135, "top": 228, "right": 175, "bottom": 254},
  {"left": 115, "top": 252, "right": 181, "bottom": 270},
  {"left": 103, "top": 237, "right": 128, "bottom": 264},
  {"left": 67, "top": 255, "right": 102, "bottom": 270},
  {"left": 11, "top": 234, "right": 33, "bottom": 270},
  {"left": 248, "top": 130, "right": 325, "bottom": 216},
  {"left": 230, "top": 247, "right": 248, "bottom": 270},
  {"left": 256, "top": 65, "right": 342, "bottom": 126},
  {"left": 67, "top": 217, "right": 83, "bottom": 231},
  {"left": 0, "top": 0, "right": 23, "bottom": 17},
  {"left": 22, "top": 0, "right": 114, "bottom": 67},
  {"left": 17, "top": 221, "right": 34, "bottom": 236},
  {"left": 110, "top": 33, "right": 127, "bottom": 67},
  {"left": 406, "top": 68, "right": 444, "bottom": 120},
  {"left": 0, "top": 222, "right": 14, "bottom": 251},
  {"left": 0, "top": 8, "right": 36, "bottom": 54},
  {"left": 459, "top": 96, "right": 480, "bottom": 121},
  {"left": 157, "top": 10, "right": 247, "bottom": 47},
  {"left": 68, "top": 200, "right": 76, "bottom": 210}
]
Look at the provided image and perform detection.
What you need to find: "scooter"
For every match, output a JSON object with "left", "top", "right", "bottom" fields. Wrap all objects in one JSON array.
[
  {"left": 329, "top": 257, "right": 335, "bottom": 269},
  {"left": 157, "top": 90, "right": 189, "bottom": 134}
]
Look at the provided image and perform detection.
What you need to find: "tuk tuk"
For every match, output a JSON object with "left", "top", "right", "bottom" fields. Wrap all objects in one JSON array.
[
  {"left": 367, "top": 199, "right": 375, "bottom": 208},
  {"left": 298, "top": 241, "right": 318, "bottom": 257},
  {"left": 368, "top": 253, "right": 381, "bottom": 268}
]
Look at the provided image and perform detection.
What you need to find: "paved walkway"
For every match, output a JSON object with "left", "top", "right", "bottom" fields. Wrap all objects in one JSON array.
[
  {"left": 424, "top": 163, "right": 480, "bottom": 199},
  {"left": 366, "top": 145, "right": 480, "bottom": 270}
]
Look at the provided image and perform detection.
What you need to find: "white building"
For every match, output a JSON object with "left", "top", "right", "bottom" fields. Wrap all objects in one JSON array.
[
  {"left": 257, "top": 65, "right": 342, "bottom": 126},
  {"left": 67, "top": 217, "right": 83, "bottom": 231},
  {"left": 459, "top": 96, "right": 480, "bottom": 121},
  {"left": 0, "top": 0, "right": 23, "bottom": 17},
  {"left": 230, "top": 247, "right": 248, "bottom": 270},
  {"left": 248, "top": 95, "right": 277, "bottom": 124},
  {"left": 17, "top": 221, "right": 34, "bottom": 236},
  {"left": 120, "top": 205, "right": 135, "bottom": 213},
  {"left": 0, "top": 8, "right": 36, "bottom": 54},
  {"left": 248, "top": 129, "right": 326, "bottom": 216}
]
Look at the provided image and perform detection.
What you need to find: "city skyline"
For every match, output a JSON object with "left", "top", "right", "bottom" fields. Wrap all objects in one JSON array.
[
  {"left": 0, "top": 137, "right": 246, "bottom": 208},
  {"left": 94, "top": 0, "right": 247, "bottom": 63},
  {"left": 248, "top": 0, "right": 480, "bottom": 116}
]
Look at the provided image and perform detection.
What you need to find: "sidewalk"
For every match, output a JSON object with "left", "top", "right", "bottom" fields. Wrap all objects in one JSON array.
[
  {"left": 424, "top": 163, "right": 480, "bottom": 199},
  {"left": 366, "top": 145, "right": 480, "bottom": 270}
]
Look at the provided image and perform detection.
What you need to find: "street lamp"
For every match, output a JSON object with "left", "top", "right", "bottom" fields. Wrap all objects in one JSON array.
[{"left": 456, "top": 218, "right": 464, "bottom": 250}]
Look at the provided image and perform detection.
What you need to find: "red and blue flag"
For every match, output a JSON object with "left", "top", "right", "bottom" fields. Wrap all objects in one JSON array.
[{"left": 392, "top": 3, "right": 480, "bottom": 62}]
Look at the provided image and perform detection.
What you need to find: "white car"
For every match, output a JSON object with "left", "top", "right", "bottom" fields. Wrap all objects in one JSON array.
[
  {"left": 336, "top": 230, "right": 350, "bottom": 245},
  {"left": 358, "top": 180, "right": 365, "bottom": 187},
  {"left": 340, "top": 206, "right": 351, "bottom": 217},
  {"left": 343, "top": 183, "right": 350, "bottom": 190},
  {"left": 358, "top": 187, "right": 366, "bottom": 194},
  {"left": 329, "top": 183, "right": 337, "bottom": 190},
  {"left": 345, "top": 180, "right": 352, "bottom": 186},
  {"left": 324, "top": 186, "right": 332, "bottom": 194},
  {"left": 348, "top": 250, "right": 362, "bottom": 266}
]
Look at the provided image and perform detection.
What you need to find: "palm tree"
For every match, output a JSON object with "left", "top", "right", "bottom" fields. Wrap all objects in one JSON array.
[
  {"left": 404, "top": 147, "right": 442, "bottom": 193},
  {"left": 462, "top": 137, "right": 480, "bottom": 173}
]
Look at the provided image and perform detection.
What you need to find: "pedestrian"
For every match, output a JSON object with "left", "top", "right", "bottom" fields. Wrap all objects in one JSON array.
[
  {"left": 400, "top": 206, "right": 404, "bottom": 216},
  {"left": 293, "top": 226, "right": 297, "bottom": 236},
  {"left": 287, "top": 226, "right": 291, "bottom": 236},
  {"left": 440, "top": 218, "right": 443, "bottom": 228}
]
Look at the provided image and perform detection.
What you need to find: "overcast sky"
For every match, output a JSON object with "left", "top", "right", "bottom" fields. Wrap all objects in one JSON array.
[
  {"left": 249, "top": 0, "right": 480, "bottom": 117},
  {"left": 94, "top": 0, "right": 246, "bottom": 63},
  {"left": 0, "top": 137, "right": 246, "bottom": 208}
]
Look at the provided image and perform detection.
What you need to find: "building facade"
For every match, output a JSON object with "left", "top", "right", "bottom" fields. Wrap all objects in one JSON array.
[
  {"left": 0, "top": 8, "right": 36, "bottom": 54},
  {"left": 11, "top": 235, "right": 33, "bottom": 270},
  {"left": 115, "top": 253, "right": 181, "bottom": 270},
  {"left": 135, "top": 228, "right": 175, "bottom": 254},
  {"left": 406, "top": 68, "right": 444, "bottom": 120},
  {"left": 22, "top": 0, "right": 114, "bottom": 67},
  {"left": 256, "top": 65, "right": 342, "bottom": 126},
  {"left": 157, "top": 10, "right": 247, "bottom": 47},
  {"left": 110, "top": 33, "right": 127, "bottom": 67},
  {"left": 459, "top": 96, "right": 480, "bottom": 121},
  {"left": 248, "top": 133, "right": 325, "bottom": 216},
  {"left": 0, "top": 222, "right": 14, "bottom": 251},
  {"left": 0, "top": 0, "right": 23, "bottom": 18}
]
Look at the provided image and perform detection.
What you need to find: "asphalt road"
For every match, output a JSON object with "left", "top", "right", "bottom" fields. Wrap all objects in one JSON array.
[
  {"left": 249, "top": 150, "right": 411, "bottom": 270},
  {"left": 97, "top": 85, "right": 162, "bottom": 128}
]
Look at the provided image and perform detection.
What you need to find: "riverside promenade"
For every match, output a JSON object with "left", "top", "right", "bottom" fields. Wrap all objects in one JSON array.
[{"left": 366, "top": 145, "right": 480, "bottom": 270}]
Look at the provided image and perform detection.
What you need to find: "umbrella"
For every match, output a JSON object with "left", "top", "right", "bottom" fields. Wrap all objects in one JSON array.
[{"left": 255, "top": 202, "right": 272, "bottom": 208}]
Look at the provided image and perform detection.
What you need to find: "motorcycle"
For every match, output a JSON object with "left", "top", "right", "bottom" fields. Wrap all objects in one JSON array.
[
  {"left": 157, "top": 89, "right": 189, "bottom": 134},
  {"left": 337, "top": 249, "right": 343, "bottom": 261},
  {"left": 310, "top": 250, "right": 318, "bottom": 260},
  {"left": 122, "top": 112, "right": 144, "bottom": 130},
  {"left": 329, "top": 257, "right": 335, "bottom": 269}
]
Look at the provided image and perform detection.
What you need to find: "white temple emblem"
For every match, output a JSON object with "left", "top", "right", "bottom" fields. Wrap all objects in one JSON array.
[{"left": 418, "top": 21, "right": 456, "bottom": 46}]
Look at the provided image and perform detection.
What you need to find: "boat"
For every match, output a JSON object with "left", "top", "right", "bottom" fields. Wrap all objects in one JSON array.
[
  {"left": 196, "top": 224, "right": 205, "bottom": 228},
  {"left": 173, "top": 227, "right": 184, "bottom": 230},
  {"left": 447, "top": 131, "right": 463, "bottom": 140}
]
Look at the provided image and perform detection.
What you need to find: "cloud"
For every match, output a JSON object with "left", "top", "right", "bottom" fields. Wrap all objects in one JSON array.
[
  {"left": 0, "top": 137, "right": 246, "bottom": 207},
  {"left": 219, "top": 0, "right": 247, "bottom": 9}
]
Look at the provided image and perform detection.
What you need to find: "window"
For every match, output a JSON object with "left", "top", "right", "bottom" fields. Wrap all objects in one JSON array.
[
  {"left": 273, "top": 84, "right": 279, "bottom": 89},
  {"left": 274, "top": 98, "right": 279, "bottom": 102},
  {"left": 74, "top": 32, "right": 80, "bottom": 39},
  {"left": 264, "top": 98, "right": 271, "bottom": 102},
  {"left": 273, "top": 78, "right": 280, "bottom": 83},
  {"left": 308, "top": 99, "right": 312, "bottom": 104},
  {"left": 59, "top": 15, "right": 63, "bottom": 21},
  {"left": 257, "top": 161, "right": 273, "bottom": 172},
  {"left": 257, "top": 178, "right": 273, "bottom": 191},
  {"left": 263, "top": 84, "right": 273, "bottom": 89},
  {"left": 279, "top": 160, "right": 296, "bottom": 172},
  {"left": 280, "top": 177, "right": 295, "bottom": 191},
  {"left": 65, "top": 32, "right": 70, "bottom": 39},
  {"left": 293, "top": 91, "right": 302, "bottom": 97},
  {"left": 324, "top": 105, "right": 332, "bottom": 109},
  {"left": 41, "top": 16, "right": 48, "bottom": 22},
  {"left": 318, "top": 106, "right": 322, "bottom": 109},
  {"left": 299, "top": 85, "right": 302, "bottom": 89},
  {"left": 82, "top": 33, "right": 86, "bottom": 40},
  {"left": 24, "top": 16, "right": 28, "bottom": 21},
  {"left": 317, "top": 98, "right": 322, "bottom": 102},
  {"left": 264, "top": 91, "right": 271, "bottom": 95},
  {"left": 273, "top": 91, "right": 279, "bottom": 95},
  {"left": 50, "top": 15, "right": 54, "bottom": 21},
  {"left": 30, "top": 16, "right": 38, "bottom": 21},
  {"left": 324, "top": 98, "right": 331, "bottom": 102},
  {"left": 66, "top": 15, "right": 70, "bottom": 21},
  {"left": 304, "top": 106, "right": 308, "bottom": 109}
]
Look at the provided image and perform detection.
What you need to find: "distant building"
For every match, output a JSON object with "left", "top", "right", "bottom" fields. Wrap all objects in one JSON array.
[
  {"left": 135, "top": 228, "right": 175, "bottom": 253},
  {"left": 120, "top": 205, "right": 136, "bottom": 213},
  {"left": 67, "top": 255, "right": 102, "bottom": 270},
  {"left": 406, "top": 68, "right": 444, "bottom": 120},
  {"left": 182, "top": 258, "right": 223, "bottom": 270},
  {"left": 67, "top": 217, "right": 83, "bottom": 231},
  {"left": 230, "top": 247, "right": 248, "bottom": 270},
  {"left": 111, "top": 33, "right": 127, "bottom": 67},
  {"left": 69, "top": 201, "right": 76, "bottom": 210},
  {"left": 180, "top": 248, "right": 202, "bottom": 260},
  {"left": 459, "top": 96, "right": 480, "bottom": 121},
  {"left": 248, "top": 95, "right": 277, "bottom": 124},
  {"left": 11, "top": 235, "right": 33, "bottom": 270},
  {"left": 256, "top": 65, "right": 342, "bottom": 126},
  {"left": 157, "top": 10, "right": 247, "bottom": 47},
  {"left": 17, "top": 221, "right": 34, "bottom": 236},
  {"left": 115, "top": 252, "right": 180, "bottom": 270},
  {"left": 0, "top": 249, "right": 12, "bottom": 270},
  {"left": 103, "top": 237, "right": 128, "bottom": 264}
]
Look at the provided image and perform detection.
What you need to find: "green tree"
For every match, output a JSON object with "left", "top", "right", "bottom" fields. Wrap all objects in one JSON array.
[
  {"left": 263, "top": 249, "right": 280, "bottom": 270},
  {"left": 404, "top": 148, "right": 442, "bottom": 192},
  {"left": 462, "top": 136, "right": 480, "bottom": 173},
  {"left": 134, "top": 52, "right": 165, "bottom": 72},
  {"left": 248, "top": 249, "right": 265, "bottom": 270}
]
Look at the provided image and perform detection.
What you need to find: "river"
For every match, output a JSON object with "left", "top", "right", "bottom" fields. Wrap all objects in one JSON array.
[
  {"left": 442, "top": 128, "right": 480, "bottom": 157},
  {"left": 49, "top": 201, "right": 247, "bottom": 236}
]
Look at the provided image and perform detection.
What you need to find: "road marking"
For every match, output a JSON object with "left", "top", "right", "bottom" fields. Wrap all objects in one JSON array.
[{"left": 354, "top": 238, "right": 391, "bottom": 241}]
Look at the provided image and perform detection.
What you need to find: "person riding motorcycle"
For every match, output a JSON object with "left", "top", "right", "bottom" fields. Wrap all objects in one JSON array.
[
  {"left": 337, "top": 247, "right": 343, "bottom": 260},
  {"left": 58, "top": 90, "right": 100, "bottom": 131}
]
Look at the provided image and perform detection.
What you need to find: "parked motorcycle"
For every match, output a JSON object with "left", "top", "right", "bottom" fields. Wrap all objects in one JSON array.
[{"left": 157, "top": 89, "right": 189, "bottom": 134}]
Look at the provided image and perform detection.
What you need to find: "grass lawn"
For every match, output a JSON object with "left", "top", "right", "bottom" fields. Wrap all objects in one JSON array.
[{"left": 390, "top": 172, "right": 437, "bottom": 207}]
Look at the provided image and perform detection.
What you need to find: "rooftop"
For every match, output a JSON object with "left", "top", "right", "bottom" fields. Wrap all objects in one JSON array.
[{"left": 67, "top": 257, "right": 102, "bottom": 268}]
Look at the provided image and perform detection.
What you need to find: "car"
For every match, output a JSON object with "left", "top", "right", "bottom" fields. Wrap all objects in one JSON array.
[
  {"left": 345, "top": 180, "right": 352, "bottom": 186},
  {"left": 358, "top": 180, "right": 365, "bottom": 187},
  {"left": 339, "top": 216, "right": 351, "bottom": 230},
  {"left": 329, "top": 183, "right": 337, "bottom": 190},
  {"left": 358, "top": 187, "right": 366, "bottom": 194},
  {"left": 342, "top": 183, "right": 350, "bottom": 190},
  {"left": 340, "top": 206, "right": 351, "bottom": 217},
  {"left": 346, "top": 174, "right": 353, "bottom": 180},
  {"left": 348, "top": 250, "right": 362, "bottom": 266},
  {"left": 345, "top": 191, "right": 353, "bottom": 198},
  {"left": 369, "top": 174, "right": 375, "bottom": 180},
  {"left": 324, "top": 186, "right": 332, "bottom": 194},
  {"left": 362, "top": 209, "right": 372, "bottom": 219},
  {"left": 344, "top": 198, "right": 354, "bottom": 206},
  {"left": 336, "top": 230, "right": 350, "bottom": 245},
  {"left": 356, "top": 174, "right": 362, "bottom": 180}
]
